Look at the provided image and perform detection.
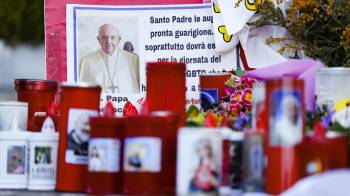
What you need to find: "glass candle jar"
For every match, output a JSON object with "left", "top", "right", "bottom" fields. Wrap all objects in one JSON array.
[
  {"left": 56, "top": 83, "right": 101, "bottom": 192},
  {"left": 15, "top": 79, "right": 58, "bottom": 132}
]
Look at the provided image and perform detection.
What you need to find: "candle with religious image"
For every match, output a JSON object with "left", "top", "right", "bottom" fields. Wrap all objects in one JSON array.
[
  {"left": 146, "top": 62, "right": 186, "bottom": 126},
  {"left": 199, "top": 72, "right": 231, "bottom": 111},
  {"left": 123, "top": 112, "right": 178, "bottom": 195},
  {"left": 0, "top": 117, "right": 30, "bottom": 189},
  {"left": 86, "top": 115, "right": 125, "bottom": 194},
  {"left": 176, "top": 128, "right": 222, "bottom": 195},
  {"left": 264, "top": 79, "right": 305, "bottom": 194},
  {"left": 228, "top": 131, "right": 244, "bottom": 191},
  {"left": 28, "top": 117, "right": 59, "bottom": 190},
  {"left": 56, "top": 83, "right": 101, "bottom": 192},
  {"left": 15, "top": 79, "right": 58, "bottom": 132},
  {"left": 242, "top": 131, "right": 264, "bottom": 192}
]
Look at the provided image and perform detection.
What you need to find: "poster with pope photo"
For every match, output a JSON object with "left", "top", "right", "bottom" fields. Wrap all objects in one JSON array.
[
  {"left": 77, "top": 17, "right": 140, "bottom": 94},
  {"left": 66, "top": 4, "right": 238, "bottom": 114}
]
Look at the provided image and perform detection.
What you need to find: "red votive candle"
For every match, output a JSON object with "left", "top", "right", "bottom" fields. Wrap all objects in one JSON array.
[
  {"left": 151, "top": 111, "right": 179, "bottom": 195},
  {"left": 86, "top": 117, "right": 125, "bottom": 194},
  {"left": 56, "top": 83, "right": 101, "bottom": 192},
  {"left": 15, "top": 79, "right": 58, "bottom": 131},
  {"left": 146, "top": 62, "right": 186, "bottom": 126},
  {"left": 199, "top": 73, "right": 231, "bottom": 111},
  {"left": 123, "top": 112, "right": 179, "bottom": 195},
  {"left": 264, "top": 79, "right": 305, "bottom": 194}
]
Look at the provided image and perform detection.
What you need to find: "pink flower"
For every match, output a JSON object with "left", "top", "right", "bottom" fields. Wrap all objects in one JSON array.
[
  {"left": 241, "top": 76, "right": 256, "bottom": 88},
  {"left": 230, "top": 91, "right": 242, "bottom": 103},
  {"left": 240, "top": 88, "right": 252, "bottom": 104},
  {"left": 223, "top": 87, "right": 235, "bottom": 97},
  {"left": 229, "top": 101, "right": 242, "bottom": 117},
  {"left": 219, "top": 102, "right": 229, "bottom": 110}
]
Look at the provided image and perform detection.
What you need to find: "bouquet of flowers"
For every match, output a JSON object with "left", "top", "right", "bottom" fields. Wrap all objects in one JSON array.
[
  {"left": 186, "top": 75, "right": 257, "bottom": 131},
  {"left": 249, "top": 0, "right": 350, "bottom": 67},
  {"left": 307, "top": 99, "right": 350, "bottom": 135}
]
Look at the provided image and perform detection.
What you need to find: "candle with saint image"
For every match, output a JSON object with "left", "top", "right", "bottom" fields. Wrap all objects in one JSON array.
[
  {"left": 86, "top": 116, "right": 124, "bottom": 194},
  {"left": 264, "top": 79, "right": 305, "bottom": 194},
  {"left": 56, "top": 83, "right": 101, "bottom": 192},
  {"left": 123, "top": 112, "right": 178, "bottom": 195}
]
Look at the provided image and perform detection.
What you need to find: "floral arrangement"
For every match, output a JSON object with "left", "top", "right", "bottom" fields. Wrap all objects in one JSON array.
[
  {"left": 186, "top": 75, "right": 257, "bottom": 131},
  {"left": 306, "top": 99, "right": 350, "bottom": 135},
  {"left": 250, "top": 0, "right": 350, "bottom": 67}
]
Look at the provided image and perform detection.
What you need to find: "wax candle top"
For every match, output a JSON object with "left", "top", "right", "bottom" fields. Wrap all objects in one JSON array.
[
  {"left": 61, "top": 82, "right": 101, "bottom": 89},
  {"left": 147, "top": 62, "right": 186, "bottom": 71},
  {"left": 15, "top": 79, "right": 58, "bottom": 91},
  {"left": 199, "top": 72, "right": 231, "bottom": 77}
]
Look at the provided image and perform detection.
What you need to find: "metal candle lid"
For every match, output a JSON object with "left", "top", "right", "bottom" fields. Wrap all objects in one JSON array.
[
  {"left": 15, "top": 79, "right": 58, "bottom": 91},
  {"left": 316, "top": 67, "right": 350, "bottom": 74},
  {"left": 61, "top": 82, "right": 101, "bottom": 89},
  {"left": 0, "top": 101, "right": 28, "bottom": 107},
  {"left": 151, "top": 111, "right": 179, "bottom": 125},
  {"left": 199, "top": 72, "right": 231, "bottom": 77}
]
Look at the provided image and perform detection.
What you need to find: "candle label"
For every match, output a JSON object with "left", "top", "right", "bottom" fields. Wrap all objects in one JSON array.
[
  {"left": 31, "top": 146, "right": 55, "bottom": 179},
  {"left": 200, "top": 88, "right": 218, "bottom": 111},
  {"left": 243, "top": 133, "right": 264, "bottom": 192},
  {"left": 177, "top": 128, "right": 223, "bottom": 195},
  {"left": 269, "top": 89, "right": 302, "bottom": 147},
  {"left": 124, "top": 137, "right": 161, "bottom": 172},
  {"left": 88, "top": 138, "right": 120, "bottom": 173},
  {"left": 7, "top": 145, "right": 26, "bottom": 175},
  {"left": 229, "top": 140, "right": 243, "bottom": 189},
  {"left": 65, "top": 108, "right": 98, "bottom": 164}
]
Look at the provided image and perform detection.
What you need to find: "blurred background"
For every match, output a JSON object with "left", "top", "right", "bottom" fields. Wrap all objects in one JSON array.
[{"left": 0, "top": 0, "right": 45, "bottom": 100}]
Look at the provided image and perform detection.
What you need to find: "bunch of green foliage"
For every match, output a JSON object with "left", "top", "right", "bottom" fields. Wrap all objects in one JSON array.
[{"left": 0, "top": 0, "right": 44, "bottom": 45}]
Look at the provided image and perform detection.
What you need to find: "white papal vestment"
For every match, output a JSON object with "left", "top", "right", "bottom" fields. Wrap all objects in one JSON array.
[{"left": 79, "top": 49, "right": 139, "bottom": 93}]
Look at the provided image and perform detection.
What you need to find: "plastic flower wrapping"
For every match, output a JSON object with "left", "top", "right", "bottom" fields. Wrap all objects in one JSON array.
[{"left": 186, "top": 75, "right": 257, "bottom": 131}]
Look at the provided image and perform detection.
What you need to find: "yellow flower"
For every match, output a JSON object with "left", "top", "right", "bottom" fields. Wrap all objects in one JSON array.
[{"left": 334, "top": 99, "right": 350, "bottom": 112}]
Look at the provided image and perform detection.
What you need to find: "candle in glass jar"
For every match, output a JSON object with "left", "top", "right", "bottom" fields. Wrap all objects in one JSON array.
[
  {"left": 86, "top": 117, "right": 124, "bottom": 194},
  {"left": 56, "top": 83, "right": 101, "bottom": 192},
  {"left": 199, "top": 73, "right": 231, "bottom": 111},
  {"left": 123, "top": 112, "right": 178, "bottom": 195},
  {"left": 146, "top": 62, "right": 186, "bottom": 126},
  {"left": 15, "top": 79, "right": 58, "bottom": 132},
  {"left": 264, "top": 79, "right": 304, "bottom": 194}
]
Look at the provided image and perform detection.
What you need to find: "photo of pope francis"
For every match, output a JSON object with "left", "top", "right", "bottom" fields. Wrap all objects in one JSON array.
[{"left": 79, "top": 24, "right": 140, "bottom": 93}]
